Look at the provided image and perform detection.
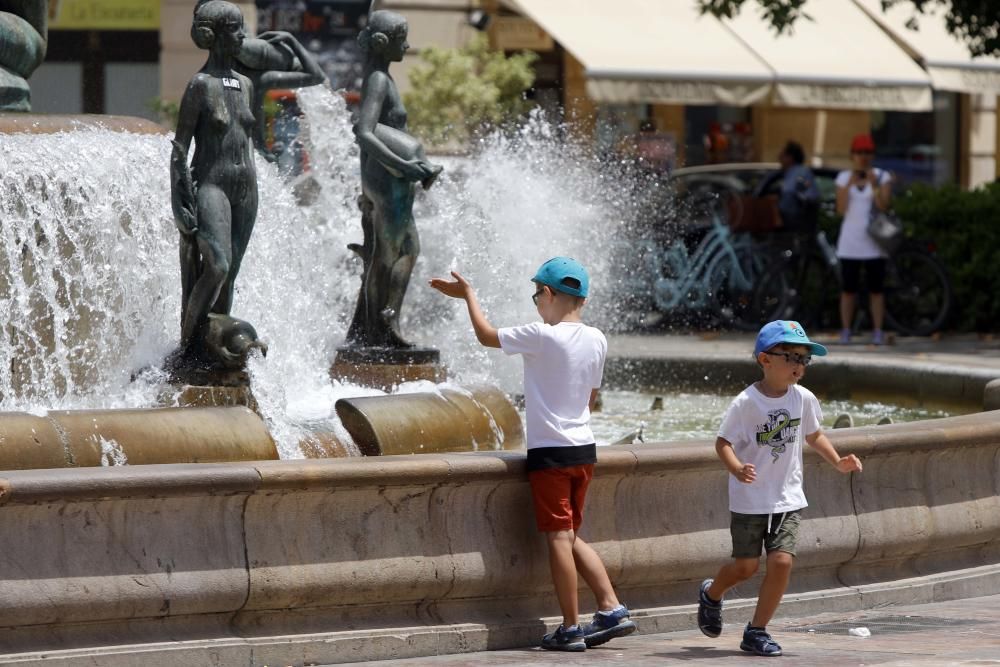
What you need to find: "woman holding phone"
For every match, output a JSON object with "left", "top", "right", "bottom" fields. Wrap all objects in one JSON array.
[{"left": 834, "top": 134, "right": 892, "bottom": 345}]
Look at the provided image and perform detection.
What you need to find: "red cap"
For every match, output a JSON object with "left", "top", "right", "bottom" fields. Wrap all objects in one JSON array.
[{"left": 851, "top": 134, "right": 875, "bottom": 152}]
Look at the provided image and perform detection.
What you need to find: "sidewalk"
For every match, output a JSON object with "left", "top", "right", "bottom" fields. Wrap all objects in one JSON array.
[
  {"left": 355, "top": 594, "right": 1000, "bottom": 665},
  {"left": 609, "top": 330, "right": 1000, "bottom": 371}
]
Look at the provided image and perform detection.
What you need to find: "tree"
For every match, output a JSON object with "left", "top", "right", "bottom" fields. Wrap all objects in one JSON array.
[
  {"left": 403, "top": 35, "right": 537, "bottom": 148},
  {"left": 698, "top": 0, "right": 1000, "bottom": 57}
]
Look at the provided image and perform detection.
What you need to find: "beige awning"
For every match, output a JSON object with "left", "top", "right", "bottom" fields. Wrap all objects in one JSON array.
[
  {"left": 509, "top": 0, "right": 774, "bottom": 106},
  {"left": 854, "top": 0, "right": 1000, "bottom": 94},
  {"left": 723, "top": 0, "right": 932, "bottom": 111}
]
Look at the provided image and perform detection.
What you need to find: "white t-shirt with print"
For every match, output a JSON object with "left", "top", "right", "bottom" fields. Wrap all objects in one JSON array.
[
  {"left": 835, "top": 168, "right": 891, "bottom": 260},
  {"left": 717, "top": 383, "right": 823, "bottom": 514},
  {"left": 498, "top": 321, "right": 606, "bottom": 449}
]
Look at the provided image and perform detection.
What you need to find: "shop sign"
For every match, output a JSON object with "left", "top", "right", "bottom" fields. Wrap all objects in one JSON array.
[
  {"left": 493, "top": 16, "right": 553, "bottom": 51},
  {"left": 49, "top": 0, "right": 160, "bottom": 30}
]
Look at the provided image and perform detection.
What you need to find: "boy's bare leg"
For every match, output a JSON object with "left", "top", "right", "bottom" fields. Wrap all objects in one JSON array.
[
  {"left": 707, "top": 557, "right": 759, "bottom": 601},
  {"left": 750, "top": 550, "right": 794, "bottom": 627},
  {"left": 546, "top": 530, "right": 580, "bottom": 626},
  {"left": 571, "top": 536, "right": 620, "bottom": 611}
]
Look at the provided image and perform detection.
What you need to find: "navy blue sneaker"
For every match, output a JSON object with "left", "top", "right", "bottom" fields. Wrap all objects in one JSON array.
[
  {"left": 740, "top": 624, "right": 783, "bottom": 656},
  {"left": 697, "top": 579, "right": 723, "bottom": 638},
  {"left": 580, "top": 604, "right": 637, "bottom": 647},
  {"left": 541, "top": 624, "right": 586, "bottom": 652}
]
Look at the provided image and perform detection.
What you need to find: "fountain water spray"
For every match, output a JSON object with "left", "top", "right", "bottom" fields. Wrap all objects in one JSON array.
[{"left": 0, "top": 86, "right": 647, "bottom": 457}]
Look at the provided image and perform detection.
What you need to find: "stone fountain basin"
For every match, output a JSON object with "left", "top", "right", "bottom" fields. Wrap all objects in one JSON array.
[{"left": 0, "top": 410, "right": 997, "bottom": 664}]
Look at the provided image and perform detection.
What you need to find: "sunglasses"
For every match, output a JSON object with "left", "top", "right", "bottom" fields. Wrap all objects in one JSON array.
[
  {"left": 764, "top": 350, "right": 812, "bottom": 366},
  {"left": 532, "top": 288, "right": 545, "bottom": 305}
]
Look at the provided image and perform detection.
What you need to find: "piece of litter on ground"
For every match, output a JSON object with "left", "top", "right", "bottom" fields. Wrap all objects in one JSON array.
[
  {"left": 807, "top": 628, "right": 815, "bottom": 632},
  {"left": 848, "top": 627, "right": 871, "bottom": 638}
]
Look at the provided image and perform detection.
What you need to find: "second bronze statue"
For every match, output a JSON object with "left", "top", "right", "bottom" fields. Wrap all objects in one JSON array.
[{"left": 346, "top": 10, "right": 443, "bottom": 350}]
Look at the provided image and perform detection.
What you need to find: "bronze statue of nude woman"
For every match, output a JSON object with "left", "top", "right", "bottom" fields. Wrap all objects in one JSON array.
[
  {"left": 170, "top": 0, "right": 264, "bottom": 372},
  {"left": 345, "top": 10, "right": 442, "bottom": 351}
]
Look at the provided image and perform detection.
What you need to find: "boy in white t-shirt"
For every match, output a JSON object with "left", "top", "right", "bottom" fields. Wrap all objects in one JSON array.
[
  {"left": 697, "top": 320, "right": 863, "bottom": 657},
  {"left": 430, "top": 257, "right": 636, "bottom": 652}
]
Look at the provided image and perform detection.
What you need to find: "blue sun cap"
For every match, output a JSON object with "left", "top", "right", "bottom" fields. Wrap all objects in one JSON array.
[
  {"left": 754, "top": 320, "right": 828, "bottom": 357},
  {"left": 532, "top": 256, "right": 589, "bottom": 298}
]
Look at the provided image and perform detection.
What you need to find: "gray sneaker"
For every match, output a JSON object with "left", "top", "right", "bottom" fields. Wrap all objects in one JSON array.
[
  {"left": 697, "top": 579, "right": 723, "bottom": 638},
  {"left": 740, "top": 624, "right": 783, "bottom": 656},
  {"left": 580, "top": 604, "right": 637, "bottom": 647},
  {"left": 541, "top": 624, "right": 586, "bottom": 652}
]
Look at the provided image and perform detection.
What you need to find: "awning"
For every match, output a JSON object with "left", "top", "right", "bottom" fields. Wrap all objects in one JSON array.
[
  {"left": 509, "top": 0, "right": 774, "bottom": 106},
  {"left": 853, "top": 0, "right": 1000, "bottom": 94},
  {"left": 722, "top": 0, "right": 932, "bottom": 111}
]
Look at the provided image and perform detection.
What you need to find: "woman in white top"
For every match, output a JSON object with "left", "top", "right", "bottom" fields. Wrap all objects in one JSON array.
[{"left": 834, "top": 134, "right": 892, "bottom": 345}]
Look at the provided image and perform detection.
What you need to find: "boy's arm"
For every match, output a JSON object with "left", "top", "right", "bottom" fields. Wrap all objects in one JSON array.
[
  {"left": 805, "top": 430, "right": 863, "bottom": 473},
  {"left": 715, "top": 437, "right": 756, "bottom": 483},
  {"left": 428, "top": 271, "right": 500, "bottom": 348}
]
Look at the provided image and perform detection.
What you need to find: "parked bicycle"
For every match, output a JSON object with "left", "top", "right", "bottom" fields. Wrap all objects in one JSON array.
[
  {"left": 619, "top": 212, "right": 783, "bottom": 329},
  {"left": 750, "top": 231, "right": 952, "bottom": 336}
]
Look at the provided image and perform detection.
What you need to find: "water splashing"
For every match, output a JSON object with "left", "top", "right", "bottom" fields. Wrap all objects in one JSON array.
[{"left": 0, "top": 86, "right": 650, "bottom": 457}]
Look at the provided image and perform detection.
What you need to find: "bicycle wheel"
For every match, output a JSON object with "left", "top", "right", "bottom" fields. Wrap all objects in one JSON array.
[
  {"left": 884, "top": 247, "right": 952, "bottom": 336},
  {"left": 795, "top": 251, "right": 841, "bottom": 330},
  {"left": 712, "top": 243, "right": 789, "bottom": 331},
  {"left": 741, "top": 258, "right": 797, "bottom": 329}
]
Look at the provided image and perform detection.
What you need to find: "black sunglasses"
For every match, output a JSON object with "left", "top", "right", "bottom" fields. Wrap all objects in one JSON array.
[
  {"left": 532, "top": 287, "right": 545, "bottom": 305},
  {"left": 765, "top": 350, "right": 812, "bottom": 366}
]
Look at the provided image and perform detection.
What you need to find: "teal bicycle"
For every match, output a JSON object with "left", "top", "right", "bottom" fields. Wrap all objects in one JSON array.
[{"left": 637, "top": 213, "right": 786, "bottom": 329}]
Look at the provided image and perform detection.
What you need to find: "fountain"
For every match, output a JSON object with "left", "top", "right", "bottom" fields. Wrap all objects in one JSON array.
[{"left": 0, "top": 1, "right": 632, "bottom": 462}]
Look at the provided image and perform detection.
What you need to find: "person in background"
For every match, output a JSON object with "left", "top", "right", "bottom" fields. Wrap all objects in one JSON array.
[
  {"left": 756, "top": 140, "right": 820, "bottom": 234},
  {"left": 834, "top": 134, "right": 892, "bottom": 345}
]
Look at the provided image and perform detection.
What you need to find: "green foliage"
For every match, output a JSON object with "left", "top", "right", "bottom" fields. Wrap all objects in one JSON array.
[
  {"left": 403, "top": 35, "right": 538, "bottom": 148},
  {"left": 894, "top": 183, "right": 1000, "bottom": 331},
  {"left": 698, "top": 0, "right": 1000, "bottom": 57},
  {"left": 147, "top": 97, "right": 179, "bottom": 130}
]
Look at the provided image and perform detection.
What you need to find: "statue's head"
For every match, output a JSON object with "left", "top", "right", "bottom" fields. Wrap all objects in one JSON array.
[
  {"left": 191, "top": 0, "right": 245, "bottom": 54},
  {"left": 358, "top": 10, "right": 408, "bottom": 62}
]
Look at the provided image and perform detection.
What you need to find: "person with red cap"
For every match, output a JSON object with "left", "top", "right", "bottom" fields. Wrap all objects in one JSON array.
[{"left": 834, "top": 134, "right": 893, "bottom": 345}]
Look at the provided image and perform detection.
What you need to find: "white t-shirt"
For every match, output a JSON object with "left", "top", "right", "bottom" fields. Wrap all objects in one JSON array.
[
  {"left": 498, "top": 321, "right": 606, "bottom": 449},
  {"left": 835, "top": 168, "right": 891, "bottom": 260},
  {"left": 717, "top": 384, "right": 823, "bottom": 514}
]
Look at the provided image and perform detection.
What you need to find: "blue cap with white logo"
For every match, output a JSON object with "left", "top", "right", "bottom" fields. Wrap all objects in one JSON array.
[
  {"left": 754, "top": 320, "right": 828, "bottom": 357},
  {"left": 532, "top": 256, "right": 589, "bottom": 298}
]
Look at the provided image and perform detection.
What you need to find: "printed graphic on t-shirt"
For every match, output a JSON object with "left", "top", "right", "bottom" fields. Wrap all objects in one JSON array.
[{"left": 755, "top": 409, "right": 801, "bottom": 462}]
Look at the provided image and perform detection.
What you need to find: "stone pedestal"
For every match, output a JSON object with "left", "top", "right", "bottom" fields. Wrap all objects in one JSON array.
[
  {"left": 160, "top": 363, "right": 258, "bottom": 412},
  {"left": 331, "top": 346, "right": 445, "bottom": 390}
]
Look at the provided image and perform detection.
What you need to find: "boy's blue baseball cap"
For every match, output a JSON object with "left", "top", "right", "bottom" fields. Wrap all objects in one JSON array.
[
  {"left": 754, "top": 320, "right": 828, "bottom": 357},
  {"left": 532, "top": 256, "right": 589, "bottom": 297}
]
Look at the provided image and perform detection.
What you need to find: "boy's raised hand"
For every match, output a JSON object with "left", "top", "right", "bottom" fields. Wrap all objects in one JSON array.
[
  {"left": 429, "top": 271, "right": 473, "bottom": 300},
  {"left": 836, "top": 454, "right": 863, "bottom": 473}
]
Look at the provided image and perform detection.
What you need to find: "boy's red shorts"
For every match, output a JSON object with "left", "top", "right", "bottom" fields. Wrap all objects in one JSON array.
[{"left": 527, "top": 463, "right": 594, "bottom": 532}]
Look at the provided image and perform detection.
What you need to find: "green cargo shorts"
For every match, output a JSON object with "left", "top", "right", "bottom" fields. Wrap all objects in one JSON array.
[{"left": 730, "top": 510, "right": 802, "bottom": 558}]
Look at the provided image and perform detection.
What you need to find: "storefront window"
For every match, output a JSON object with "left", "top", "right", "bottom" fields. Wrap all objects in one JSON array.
[
  {"left": 871, "top": 92, "right": 958, "bottom": 188},
  {"left": 683, "top": 106, "right": 753, "bottom": 166}
]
